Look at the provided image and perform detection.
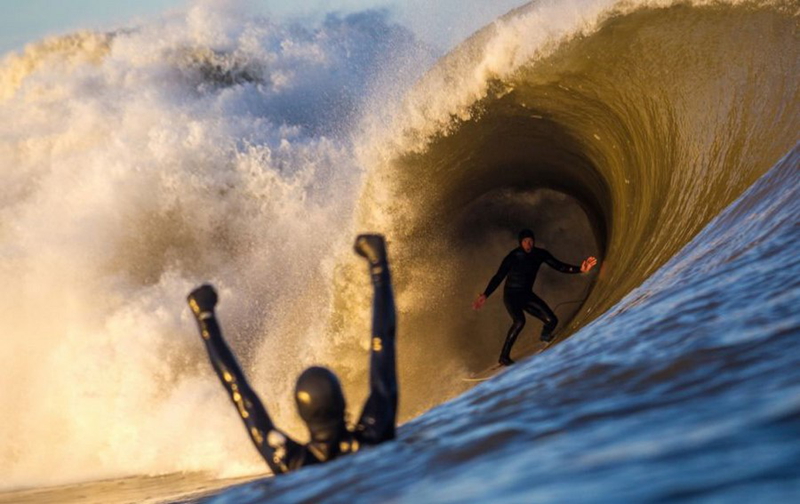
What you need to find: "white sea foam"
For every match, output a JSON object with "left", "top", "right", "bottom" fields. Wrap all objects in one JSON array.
[{"left": 0, "top": 1, "right": 425, "bottom": 489}]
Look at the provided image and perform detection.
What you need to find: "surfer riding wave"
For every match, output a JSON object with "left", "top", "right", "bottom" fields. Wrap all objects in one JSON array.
[{"left": 473, "top": 229, "right": 598, "bottom": 366}]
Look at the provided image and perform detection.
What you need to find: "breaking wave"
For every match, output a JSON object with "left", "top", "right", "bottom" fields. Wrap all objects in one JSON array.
[
  {"left": 0, "top": 0, "right": 796, "bottom": 494},
  {"left": 349, "top": 0, "right": 799, "bottom": 417}
]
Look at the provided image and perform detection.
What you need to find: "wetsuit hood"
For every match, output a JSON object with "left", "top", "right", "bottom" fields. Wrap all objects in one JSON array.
[
  {"left": 295, "top": 366, "right": 346, "bottom": 442},
  {"left": 518, "top": 229, "right": 535, "bottom": 244}
]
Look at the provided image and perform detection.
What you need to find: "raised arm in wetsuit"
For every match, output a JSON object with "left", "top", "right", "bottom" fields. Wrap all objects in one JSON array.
[
  {"left": 354, "top": 234, "right": 398, "bottom": 443},
  {"left": 187, "top": 234, "right": 397, "bottom": 474},
  {"left": 472, "top": 229, "right": 597, "bottom": 366}
]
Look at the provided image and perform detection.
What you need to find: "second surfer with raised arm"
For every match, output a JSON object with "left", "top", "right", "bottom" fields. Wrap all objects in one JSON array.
[{"left": 187, "top": 234, "right": 397, "bottom": 474}]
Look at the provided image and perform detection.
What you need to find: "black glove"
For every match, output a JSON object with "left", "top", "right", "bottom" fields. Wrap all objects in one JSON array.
[
  {"left": 354, "top": 234, "right": 387, "bottom": 265},
  {"left": 188, "top": 284, "right": 218, "bottom": 316}
]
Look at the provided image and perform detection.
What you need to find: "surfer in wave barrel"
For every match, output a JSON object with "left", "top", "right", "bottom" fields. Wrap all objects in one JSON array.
[
  {"left": 186, "top": 234, "right": 397, "bottom": 475},
  {"left": 472, "top": 229, "right": 597, "bottom": 366}
]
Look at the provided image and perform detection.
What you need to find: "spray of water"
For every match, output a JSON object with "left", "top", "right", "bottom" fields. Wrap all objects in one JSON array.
[{"left": 0, "top": 0, "right": 428, "bottom": 489}]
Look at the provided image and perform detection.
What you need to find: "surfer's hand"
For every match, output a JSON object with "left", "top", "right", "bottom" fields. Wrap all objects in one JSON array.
[
  {"left": 472, "top": 294, "right": 487, "bottom": 310},
  {"left": 354, "top": 234, "right": 387, "bottom": 265},
  {"left": 581, "top": 256, "right": 598, "bottom": 273},
  {"left": 188, "top": 284, "right": 218, "bottom": 316}
]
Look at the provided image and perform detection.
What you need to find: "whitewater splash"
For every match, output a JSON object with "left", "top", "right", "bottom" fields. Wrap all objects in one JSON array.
[
  {"left": 0, "top": 2, "right": 430, "bottom": 490},
  {"left": 0, "top": 0, "right": 797, "bottom": 497}
]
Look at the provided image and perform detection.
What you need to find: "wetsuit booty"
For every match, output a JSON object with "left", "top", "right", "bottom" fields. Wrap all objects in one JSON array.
[
  {"left": 498, "top": 326, "right": 519, "bottom": 367},
  {"left": 539, "top": 320, "right": 558, "bottom": 342},
  {"left": 539, "top": 312, "right": 559, "bottom": 342},
  {"left": 499, "top": 356, "right": 515, "bottom": 366},
  {"left": 354, "top": 234, "right": 387, "bottom": 265}
]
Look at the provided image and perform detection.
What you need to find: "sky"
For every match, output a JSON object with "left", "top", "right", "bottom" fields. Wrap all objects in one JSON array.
[
  {"left": 0, "top": 0, "right": 529, "bottom": 56},
  {"left": 0, "top": 0, "right": 186, "bottom": 55}
]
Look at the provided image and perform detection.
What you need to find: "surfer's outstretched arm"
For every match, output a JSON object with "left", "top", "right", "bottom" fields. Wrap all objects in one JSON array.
[
  {"left": 187, "top": 285, "right": 302, "bottom": 475},
  {"left": 483, "top": 253, "right": 513, "bottom": 297},
  {"left": 473, "top": 252, "right": 513, "bottom": 310},
  {"left": 544, "top": 251, "right": 598, "bottom": 273},
  {"left": 353, "top": 234, "right": 398, "bottom": 444},
  {"left": 543, "top": 250, "right": 582, "bottom": 274}
]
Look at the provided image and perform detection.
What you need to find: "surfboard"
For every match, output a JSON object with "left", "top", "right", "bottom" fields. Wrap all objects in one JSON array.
[
  {"left": 462, "top": 363, "right": 508, "bottom": 382},
  {"left": 463, "top": 339, "right": 553, "bottom": 382}
]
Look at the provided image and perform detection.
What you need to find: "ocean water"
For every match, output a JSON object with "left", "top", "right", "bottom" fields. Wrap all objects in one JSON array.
[{"left": 0, "top": 0, "right": 797, "bottom": 502}]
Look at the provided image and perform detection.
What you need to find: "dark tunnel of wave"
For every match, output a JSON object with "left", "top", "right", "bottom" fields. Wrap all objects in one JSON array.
[{"left": 353, "top": 3, "right": 800, "bottom": 420}]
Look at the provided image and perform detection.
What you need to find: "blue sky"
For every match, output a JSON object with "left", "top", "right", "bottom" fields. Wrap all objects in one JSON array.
[
  {"left": 1, "top": 0, "right": 528, "bottom": 56},
  {"left": 0, "top": 0, "right": 186, "bottom": 54}
]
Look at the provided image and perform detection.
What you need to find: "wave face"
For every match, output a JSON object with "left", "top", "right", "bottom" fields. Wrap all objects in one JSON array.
[{"left": 0, "top": 0, "right": 798, "bottom": 499}]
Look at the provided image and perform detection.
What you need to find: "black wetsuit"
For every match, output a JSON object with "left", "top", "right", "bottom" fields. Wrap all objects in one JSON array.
[
  {"left": 190, "top": 262, "right": 397, "bottom": 475},
  {"left": 483, "top": 247, "right": 581, "bottom": 360}
]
